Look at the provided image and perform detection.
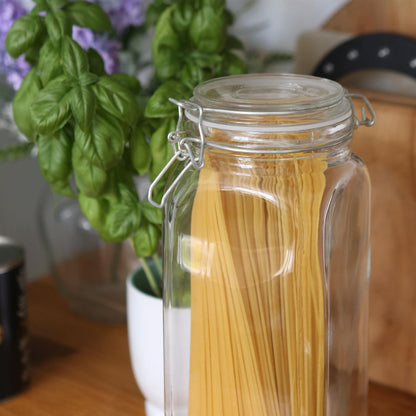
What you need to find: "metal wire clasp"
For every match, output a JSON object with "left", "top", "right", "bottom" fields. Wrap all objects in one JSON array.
[
  {"left": 148, "top": 99, "right": 206, "bottom": 209},
  {"left": 346, "top": 92, "right": 376, "bottom": 128}
]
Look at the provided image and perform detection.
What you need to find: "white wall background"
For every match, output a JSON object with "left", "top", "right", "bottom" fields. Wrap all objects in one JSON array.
[{"left": 0, "top": 0, "right": 349, "bottom": 281}]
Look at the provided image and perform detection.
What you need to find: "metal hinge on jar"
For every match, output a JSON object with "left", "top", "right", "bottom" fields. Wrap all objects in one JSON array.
[
  {"left": 346, "top": 92, "right": 376, "bottom": 128},
  {"left": 148, "top": 99, "right": 206, "bottom": 209}
]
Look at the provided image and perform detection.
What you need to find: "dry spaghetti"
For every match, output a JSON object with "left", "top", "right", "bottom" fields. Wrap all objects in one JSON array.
[{"left": 188, "top": 129, "right": 327, "bottom": 416}]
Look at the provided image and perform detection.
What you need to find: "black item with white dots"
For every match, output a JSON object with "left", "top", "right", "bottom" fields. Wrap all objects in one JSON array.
[{"left": 313, "top": 32, "right": 416, "bottom": 80}]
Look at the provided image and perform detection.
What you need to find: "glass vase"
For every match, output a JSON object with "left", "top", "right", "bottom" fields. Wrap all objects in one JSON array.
[{"left": 37, "top": 185, "right": 139, "bottom": 323}]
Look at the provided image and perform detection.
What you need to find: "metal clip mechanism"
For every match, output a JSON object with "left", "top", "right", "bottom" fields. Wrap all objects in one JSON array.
[
  {"left": 148, "top": 99, "right": 206, "bottom": 209},
  {"left": 346, "top": 93, "right": 376, "bottom": 128}
]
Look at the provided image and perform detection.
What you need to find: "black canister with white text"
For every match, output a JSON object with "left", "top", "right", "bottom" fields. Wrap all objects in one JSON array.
[{"left": 0, "top": 237, "right": 29, "bottom": 400}]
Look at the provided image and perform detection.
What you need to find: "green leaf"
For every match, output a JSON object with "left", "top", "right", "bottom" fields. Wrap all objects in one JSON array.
[
  {"left": 180, "top": 62, "right": 205, "bottom": 90},
  {"left": 37, "top": 131, "right": 72, "bottom": 184},
  {"left": 152, "top": 46, "right": 183, "bottom": 81},
  {"left": 92, "top": 76, "right": 139, "bottom": 127},
  {"left": 79, "top": 194, "right": 112, "bottom": 240},
  {"left": 141, "top": 200, "right": 162, "bottom": 225},
  {"left": 226, "top": 35, "right": 244, "bottom": 51},
  {"left": 12, "top": 69, "right": 41, "bottom": 141},
  {"left": 64, "top": 1, "right": 113, "bottom": 32},
  {"left": 5, "top": 15, "right": 44, "bottom": 59},
  {"left": 145, "top": 80, "right": 190, "bottom": 118},
  {"left": 150, "top": 118, "right": 176, "bottom": 178},
  {"left": 45, "top": 10, "right": 71, "bottom": 45},
  {"left": 105, "top": 185, "right": 141, "bottom": 241},
  {"left": 74, "top": 110, "right": 126, "bottom": 169},
  {"left": 187, "top": 50, "right": 223, "bottom": 67},
  {"left": 30, "top": 75, "right": 72, "bottom": 135},
  {"left": 152, "top": 6, "right": 180, "bottom": 51},
  {"left": 38, "top": 40, "right": 62, "bottom": 85},
  {"left": 51, "top": 180, "right": 76, "bottom": 198},
  {"left": 69, "top": 85, "right": 96, "bottom": 132},
  {"left": 47, "top": 0, "right": 68, "bottom": 8},
  {"left": 145, "top": 2, "right": 169, "bottom": 28},
  {"left": 61, "top": 36, "right": 89, "bottom": 78},
  {"left": 78, "top": 72, "right": 99, "bottom": 87},
  {"left": 221, "top": 52, "right": 246, "bottom": 75},
  {"left": 130, "top": 127, "right": 151, "bottom": 175},
  {"left": 72, "top": 143, "right": 109, "bottom": 197},
  {"left": 87, "top": 48, "right": 106, "bottom": 76},
  {"left": 32, "top": 0, "right": 48, "bottom": 10},
  {"left": 172, "top": 1, "right": 194, "bottom": 32},
  {"left": 190, "top": 6, "right": 226, "bottom": 53},
  {"left": 202, "top": 0, "right": 225, "bottom": 8},
  {"left": 109, "top": 73, "right": 141, "bottom": 95},
  {"left": 133, "top": 220, "right": 161, "bottom": 258}
]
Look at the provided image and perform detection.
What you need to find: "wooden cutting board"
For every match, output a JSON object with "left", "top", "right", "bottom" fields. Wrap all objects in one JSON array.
[{"left": 323, "top": 0, "right": 416, "bottom": 37}]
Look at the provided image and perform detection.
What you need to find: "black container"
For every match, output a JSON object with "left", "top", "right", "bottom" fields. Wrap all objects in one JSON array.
[{"left": 0, "top": 237, "right": 29, "bottom": 400}]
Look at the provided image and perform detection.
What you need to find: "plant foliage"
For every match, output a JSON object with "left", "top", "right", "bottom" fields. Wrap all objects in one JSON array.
[{"left": 5, "top": 0, "right": 245, "bottom": 259}]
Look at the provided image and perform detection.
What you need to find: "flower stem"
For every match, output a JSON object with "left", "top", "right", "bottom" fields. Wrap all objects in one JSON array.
[{"left": 140, "top": 257, "right": 162, "bottom": 298}]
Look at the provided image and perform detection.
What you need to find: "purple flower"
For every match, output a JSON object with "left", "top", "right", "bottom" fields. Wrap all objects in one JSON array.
[
  {"left": 72, "top": 0, "right": 145, "bottom": 74},
  {"left": 0, "top": 0, "right": 30, "bottom": 90},
  {"left": 73, "top": 26, "right": 122, "bottom": 74},
  {"left": 97, "top": 0, "right": 145, "bottom": 33}
]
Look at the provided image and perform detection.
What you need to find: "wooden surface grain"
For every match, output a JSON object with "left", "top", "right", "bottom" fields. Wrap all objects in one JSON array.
[
  {"left": 0, "top": 277, "right": 415, "bottom": 415},
  {"left": 323, "top": 0, "right": 416, "bottom": 38},
  {"left": 352, "top": 93, "right": 416, "bottom": 395}
]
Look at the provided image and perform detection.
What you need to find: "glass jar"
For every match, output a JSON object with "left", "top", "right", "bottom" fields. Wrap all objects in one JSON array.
[{"left": 153, "top": 74, "right": 374, "bottom": 416}]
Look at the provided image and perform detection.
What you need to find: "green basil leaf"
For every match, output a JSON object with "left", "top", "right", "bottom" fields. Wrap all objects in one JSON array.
[
  {"left": 172, "top": 1, "right": 193, "bottom": 32},
  {"left": 51, "top": 180, "right": 76, "bottom": 198},
  {"left": 130, "top": 127, "right": 151, "bottom": 175},
  {"left": 64, "top": 1, "right": 113, "bottom": 32},
  {"left": 37, "top": 131, "right": 72, "bottom": 184},
  {"left": 61, "top": 36, "right": 89, "bottom": 78},
  {"left": 72, "top": 142, "right": 109, "bottom": 197},
  {"left": 152, "top": 6, "right": 180, "bottom": 51},
  {"left": 12, "top": 69, "right": 41, "bottom": 141},
  {"left": 32, "top": 0, "right": 48, "bottom": 10},
  {"left": 105, "top": 184, "right": 141, "bottom": 241},
  {"left": 5, "top": 15, "right": 44, "bottom": 59},
  {"left": 221, "top": 52, "right": 246, "bottom": 75},
  {"left": 202, "top": 0, "right": 225, "bottom": 9},
  {"left": 79, "top": 193, "right": 112, "bottom": 240},
  {"left": 141, "top": 200, "right": 162, "bottom": 225},
  {"left": 78, "top": 72, "right": 99, "bottom": 87},
  {"left": 132, "top": 220, "right": 161, "bottom": 258},
  {"left": 149, "top": 118, "right": 175, "bottom": 178},
  {"left": 47, "top": 0, "right": 68, "bottom": 8},
  {"left": 87, "top": 48, "right": 106, "bottom": 76},
  {"left": 145, "top": 80, "right": 191, "bottom": 118},
  {"left": 152, "top": 46, "right": 183, "bottom": 81},
  {"left": 31, "top": 75, "right": 72, "bottom": 135},
  {"left": 180, "top": 62, "right": 205, "bottom": 90},
  {"left": 187, "top": 50, "right": 223, "bottom": 67},
  {"left": 226, "top": 35, "right": 244, "bottom": 51},
  {"left": 109, "top": 73, "right": 141, "bottom": 95},
  {"left": 69, "top": 85, "right": 95, "bottom": 133},
  {"left": 92, "top": 76, "right": 139, "bottom": 127},
  {"left": 74, "top": 110, "right": 126, "bottom": 169},
  {"left": 45, "top": 10, "right": 71, "bottom": 45},
  {"left": 190, "top": 6, "right": 226, "bottom": 53},
  {"left": 38, "top": 40, "right": 62, "bottom": 85},
  {"left": 145, "top": 2, "right": 169, "bottom": 28}
]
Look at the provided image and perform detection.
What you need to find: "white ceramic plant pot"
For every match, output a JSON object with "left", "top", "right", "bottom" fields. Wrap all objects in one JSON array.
[{"left": 127, "top": 267, "right": 190, "bottom": 416}]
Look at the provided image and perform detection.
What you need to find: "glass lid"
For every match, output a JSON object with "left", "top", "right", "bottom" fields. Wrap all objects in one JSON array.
[{"left": 192, "top": 73, "right": 346, "bottom": 115}]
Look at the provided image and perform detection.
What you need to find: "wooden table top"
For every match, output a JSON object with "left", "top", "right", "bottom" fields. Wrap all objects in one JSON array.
[{"left": 1, "top": 278, "right": 415, "bottom": 415}]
